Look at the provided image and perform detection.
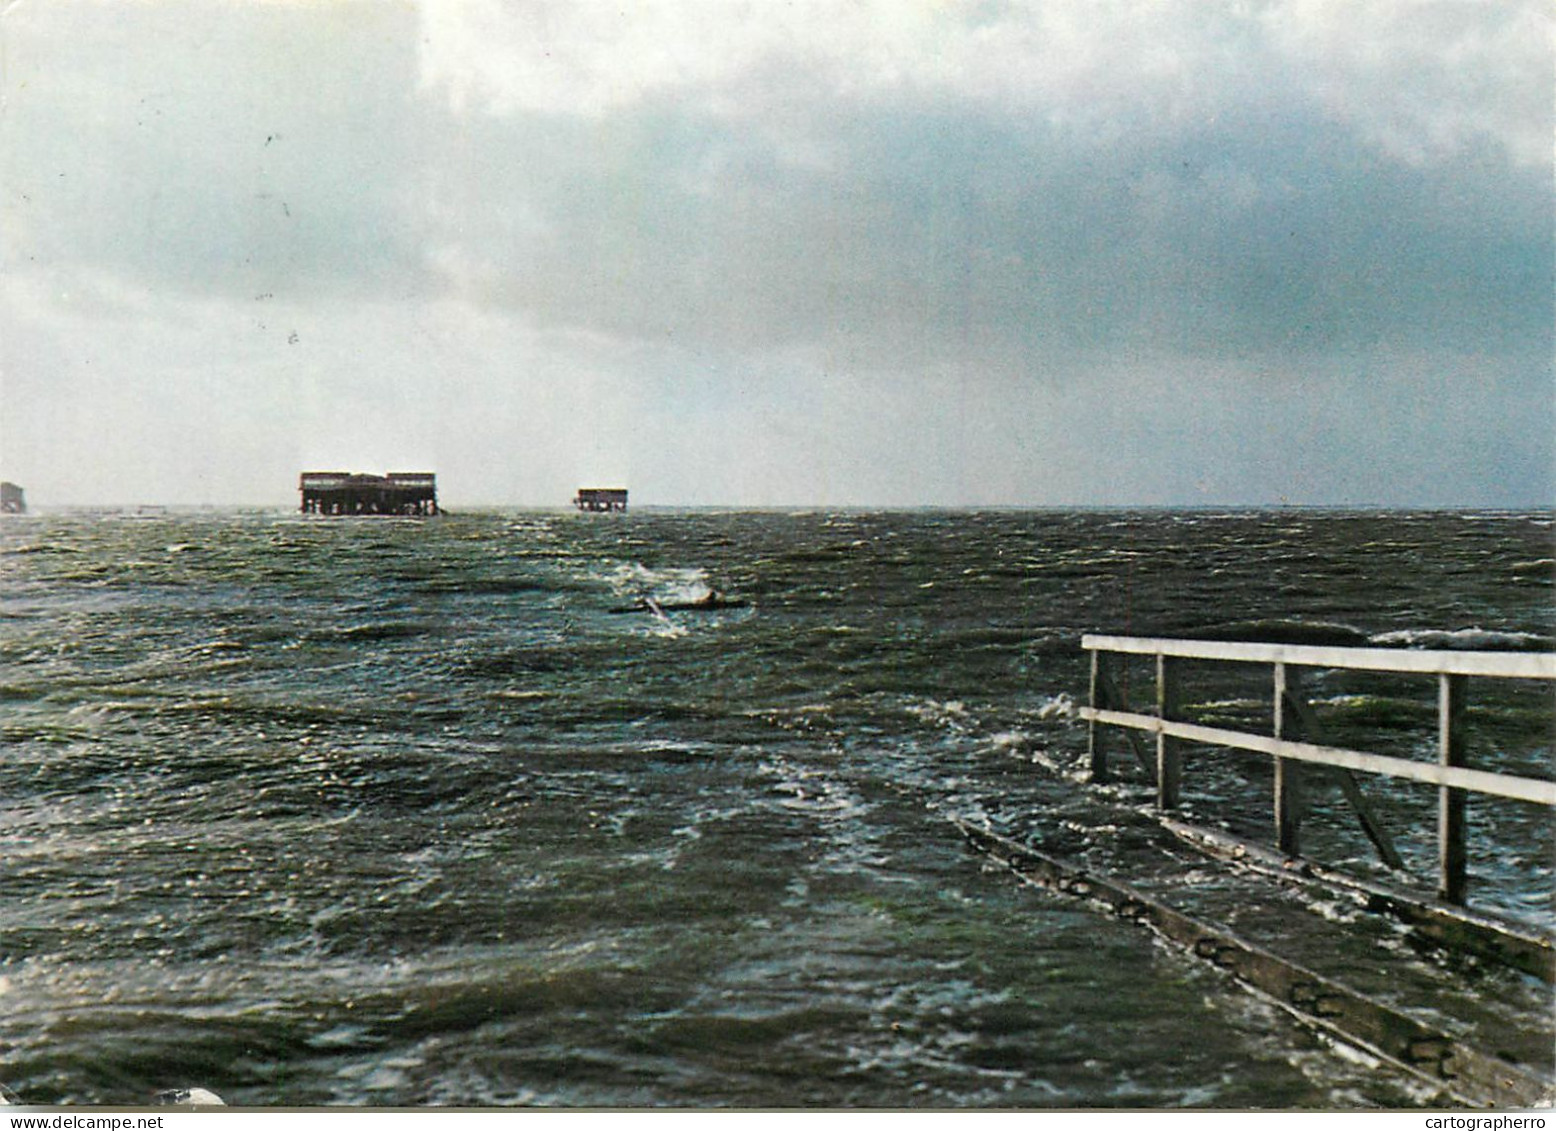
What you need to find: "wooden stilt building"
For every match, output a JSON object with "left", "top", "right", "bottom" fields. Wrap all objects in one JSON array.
[
  {"left": 0, "top": 482, "right": 25, "bottom": 514},
  {"left": 574, "top": 487, "right": 628, "bottom": 513},
  {"left": 300, "top": 471, "right": 438, "bottom": 516}
]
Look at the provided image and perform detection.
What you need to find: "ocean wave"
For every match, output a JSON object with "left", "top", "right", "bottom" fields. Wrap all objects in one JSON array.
[
  {"left": 1186, "top": 620, "right": 1370, "bottom": 646},
  {"left": 4, "top": 507, "right": 1552, "bottom": 1108},
  {"left": 3, "top": 543, "right": 82, "bottom": 555},
  {"left": 1367, "top": 628, "right": 1552, "bottom": 651},
  {"left": 604, "top": 562, "right": 712, "bottom": 604}
]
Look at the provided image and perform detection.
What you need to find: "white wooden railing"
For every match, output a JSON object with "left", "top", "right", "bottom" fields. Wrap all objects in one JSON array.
[{"left": 1079, "top": 634, "right": 1556, "bottom": 906}]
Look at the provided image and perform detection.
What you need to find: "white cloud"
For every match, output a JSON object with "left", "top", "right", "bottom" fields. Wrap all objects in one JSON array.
[
  {"left": 415, "top": 0, "right": 1549, "bottom": 168},
  {"left": 1263, "top": 0, "right": 1553, "bottom": 166},
  {"left": 413, "top": 0, "right": 1198, "bottom": 118}
]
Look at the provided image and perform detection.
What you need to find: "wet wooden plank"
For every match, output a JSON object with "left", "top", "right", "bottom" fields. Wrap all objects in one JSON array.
[
  {"left": 1156, "top": 815, "right": 1556, "bottom": 984},
  {"left": 954, "top": 818, "right": 1553, "bottom": 1109}
]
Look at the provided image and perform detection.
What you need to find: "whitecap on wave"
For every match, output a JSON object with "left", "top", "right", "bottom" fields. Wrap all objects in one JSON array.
[
  {"left": 605, "top": 562, "right": 714, "bottom": 605},
  {"left": 1368, "top": 627, "right": 1550, "bottom": 651}
]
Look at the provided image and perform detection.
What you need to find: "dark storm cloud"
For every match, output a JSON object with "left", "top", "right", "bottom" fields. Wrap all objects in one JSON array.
[
  {"left": 10, "top": 0, "right": 1547, "bottom": 367},
  {"left": 410, "top": 78, "right": 1550, "bottom": 371}
]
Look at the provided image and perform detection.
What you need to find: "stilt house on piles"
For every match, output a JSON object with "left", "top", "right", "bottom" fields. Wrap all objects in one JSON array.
[{"left": 299, "top": 472, "right": 438, "bottom": 516}]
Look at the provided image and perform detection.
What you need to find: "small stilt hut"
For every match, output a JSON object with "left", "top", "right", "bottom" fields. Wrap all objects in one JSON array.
[
  {"left": 300, "top": 472, "right": 438, "bottom": 516},
  {"left": 574, "top": 488, "right": 628, "bottom": 513}
]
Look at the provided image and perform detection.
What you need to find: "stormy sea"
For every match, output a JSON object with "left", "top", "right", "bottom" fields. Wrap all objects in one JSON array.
[{"left": 1, "top": 508, "right": 1552, "bottom": 1108}]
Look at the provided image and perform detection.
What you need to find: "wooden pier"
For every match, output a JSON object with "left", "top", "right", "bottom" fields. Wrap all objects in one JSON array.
[
  {"left": 574, "top": 487, "right": 627, "bottom": 513},
  {"left": 952, "top": 632, "right": 1556, "bottom": 1105},
  {"left": 1079, "top": 634, "right": 1556, "bottom": 907},
  {"left": 299, "top": 471, "right": 437, "bottom": 516},
  {"left": 0, "top": 482, "right": 25, "bottom": 514}
]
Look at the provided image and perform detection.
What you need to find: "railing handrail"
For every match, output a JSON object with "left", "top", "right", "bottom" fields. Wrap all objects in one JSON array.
[
  {"left": 1081, "top": 633, "right": 1556, "bottom": 680},
  {"left": 1085, "top": 705, "right": 1556, "bottom": 806}
]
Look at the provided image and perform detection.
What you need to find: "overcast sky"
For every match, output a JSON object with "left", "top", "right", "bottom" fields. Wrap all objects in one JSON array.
[{"left": 1, "top": 0, "right": 1550, "bottom": 507}]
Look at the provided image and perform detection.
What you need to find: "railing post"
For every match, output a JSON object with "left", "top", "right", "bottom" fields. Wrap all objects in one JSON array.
[
  {"left": 1088, "top": 649, "right": 1108, "bottom": 783},
  {"left": 1156, "top": 652, "right": 1181, "bottom": 809},
  {"left": 1273, "top": 661, "right": 1302, "bottom": 857},
  {"left": 1438, "top": 673, "right": 1469, "bottom": 904}
]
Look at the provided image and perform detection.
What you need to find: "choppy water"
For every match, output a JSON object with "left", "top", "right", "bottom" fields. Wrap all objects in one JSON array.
[{"left": 1, "top": 508, "right": 1551, "bottom": 1107}]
